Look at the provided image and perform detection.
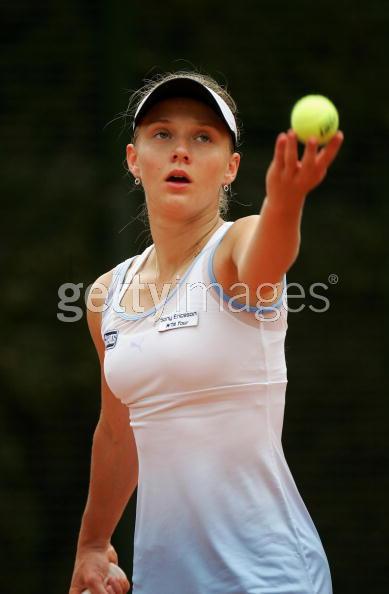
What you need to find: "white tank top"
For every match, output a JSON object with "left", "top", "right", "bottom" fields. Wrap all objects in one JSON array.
[{"left": 101, "top": 221, "right": 332, "bottom": 594}]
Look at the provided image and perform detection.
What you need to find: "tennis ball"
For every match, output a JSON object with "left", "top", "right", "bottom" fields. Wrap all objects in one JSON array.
[
  {"left": 291, "top": 95, "right": 339, "bottom": 144},
  {"left": 82, "top": 562, "right": 128, "bottom": 594}
]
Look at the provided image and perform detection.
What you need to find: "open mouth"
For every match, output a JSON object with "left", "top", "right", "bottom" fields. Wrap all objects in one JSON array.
[
  {"left": 165, "top": 171, "right": 192, "bottom": 184},
  {"left": 167, "top": 175, "right": 190, "bottom": 183}
]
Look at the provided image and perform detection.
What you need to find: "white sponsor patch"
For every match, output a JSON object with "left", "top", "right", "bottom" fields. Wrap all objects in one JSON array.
[
  {"left": 157, "top": 311, "right": 199, "bottom": 332},
  {"left": 104, "top": 330, "right": 119, "bottom": 349}
]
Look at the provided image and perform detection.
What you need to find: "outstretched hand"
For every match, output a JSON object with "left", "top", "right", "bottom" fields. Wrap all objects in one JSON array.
[{"left": 265, "top": 129, "right": 344, "bottom": 209}]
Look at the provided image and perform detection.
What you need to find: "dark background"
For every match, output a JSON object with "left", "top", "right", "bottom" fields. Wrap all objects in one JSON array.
[{"left": 1, "top": 1, "right": 388, "bottom": 592}]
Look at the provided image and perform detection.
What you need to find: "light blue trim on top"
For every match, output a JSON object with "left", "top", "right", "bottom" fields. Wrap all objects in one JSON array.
[
  {"left": 102, "top": 257, "right": 136, "bottom": 315},
  {"left": 113, "top": 241, "right": 217, "bottom": 322},
  {"left": 116, "top": 256, "right": 137, "bottom": 282},
  {"left": 207, "top": 226, "right": 287, "bottom": 313},
  {"left": 113, "top": 249, "right": 159, "bottom": 321}
]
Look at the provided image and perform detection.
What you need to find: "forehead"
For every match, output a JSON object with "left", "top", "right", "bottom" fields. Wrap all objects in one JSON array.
[{"left": 138, "top": 96, "right": 227, "bottom": 129}]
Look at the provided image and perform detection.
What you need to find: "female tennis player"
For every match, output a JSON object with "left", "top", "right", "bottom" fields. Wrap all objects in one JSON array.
[{"left": 69, "top": 71, "right": 343, "bottom": 594}]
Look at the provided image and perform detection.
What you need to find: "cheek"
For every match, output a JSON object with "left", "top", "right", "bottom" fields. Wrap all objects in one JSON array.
[
  {"left": 198, "top": 152, "right": 229, "bottom": 184},
  {"left": 137, "top": 147, "right": 165, "bottom": 178}
]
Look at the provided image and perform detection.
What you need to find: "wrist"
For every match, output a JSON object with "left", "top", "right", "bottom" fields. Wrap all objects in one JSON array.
[
  {"left": 76, "top": 537, "right": 111, "bottom": 556},
  {"left": 76, "top": 512, "right": 112, "bottom": 553},
  {"left": 263, "top": 193, "right": 306, "bottom": 216}
]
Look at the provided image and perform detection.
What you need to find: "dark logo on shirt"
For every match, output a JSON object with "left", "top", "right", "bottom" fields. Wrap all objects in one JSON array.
[{"left": 104, "top": 330, "right": 118, "bottom": 350}]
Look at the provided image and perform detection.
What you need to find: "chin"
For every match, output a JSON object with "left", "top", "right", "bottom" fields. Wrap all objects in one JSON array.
[{"left": 157, "top": 196, "right": 199, "bottom": 219}]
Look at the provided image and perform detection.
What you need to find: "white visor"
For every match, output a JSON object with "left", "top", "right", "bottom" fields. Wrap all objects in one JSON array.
[{"left": 133, "top": 77, "right": 238, "bottom": 148}]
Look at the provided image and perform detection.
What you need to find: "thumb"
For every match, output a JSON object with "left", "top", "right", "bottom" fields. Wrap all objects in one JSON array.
[{"left": 107, "top": 544, "right": 118, "bottom": 564}]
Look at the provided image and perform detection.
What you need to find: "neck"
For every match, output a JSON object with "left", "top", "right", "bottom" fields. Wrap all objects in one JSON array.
[{"left": 148, "top": 213, "right": 225, "bottom": 281}]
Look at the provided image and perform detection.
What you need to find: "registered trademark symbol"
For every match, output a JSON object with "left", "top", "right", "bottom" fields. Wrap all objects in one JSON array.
[{"left": 328, "top": 273, "right": 339, "bottom": 285}]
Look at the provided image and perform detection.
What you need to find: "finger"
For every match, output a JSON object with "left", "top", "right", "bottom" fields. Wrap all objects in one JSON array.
[
  {"left": 82, "top": 576, "right": 107, "bottom": 594},
  {"left": 106, "top": 583, "right": 119, "bottom": 594},
  {"left": 300, "top": 136, "right": 318, "bottom": 170},
  {"left": 272, "top": 132, "right": 287, "bottom": 171},
  {"left": 284, "top": 129, "right": 298, "bottom": 174},
  {"left": 317, "top": 131, "right": 344, "bottom": 170},
  {"left": 105, "top": 577, "right": 124, "bottom": 594}
]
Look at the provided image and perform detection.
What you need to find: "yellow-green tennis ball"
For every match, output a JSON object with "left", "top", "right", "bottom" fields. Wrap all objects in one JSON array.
[{"left": 291, "top": 95, "right": 339, "bottom": 145}]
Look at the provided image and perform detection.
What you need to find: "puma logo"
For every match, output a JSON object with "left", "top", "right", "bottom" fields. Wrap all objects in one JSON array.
[{"left": 130, "top": 337, "right": 144, "bottom": 352}]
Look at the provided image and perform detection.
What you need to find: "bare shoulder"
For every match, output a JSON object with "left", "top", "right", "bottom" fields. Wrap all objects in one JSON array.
[
  {"left": 213, "top": 215, "right": 260, "bottom": 284},
  {"left": 87, "top": 268, "right": 115, "bottom": 312},
  {"left": 213, "top": 214, "right": 284, "bottom": 307},
  {"left": 224, "top": 214, "right": 260, "bottom": 246},
  {"left": 86, "top": 268, "right": 115, "bottom": 360}
]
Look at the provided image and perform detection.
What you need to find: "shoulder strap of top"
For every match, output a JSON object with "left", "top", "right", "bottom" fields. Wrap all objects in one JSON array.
[
  {"left": 206, "top": 220, "right": 234, "bottom": 252},
  {"left": 196, "top": 220, "right": 234, "bottom": 256},
  {"left": 217, "top": 220, "right": 234, "bottom": 240},
  {"left": 102, "top": 256, "right": 136, "bottom": 318},
  {"left": 114, "top": 245, "right": 154, "bottom": 309},
  {"left": 103, "top": 243, "right": 154, "bottom": 314}
]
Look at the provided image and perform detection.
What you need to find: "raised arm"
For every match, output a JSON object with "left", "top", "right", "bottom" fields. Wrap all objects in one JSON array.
[
  {"left": 230, "top": 130, "right": 344, "bottom": 304},
  {"left": 69, "top": 272, "right": 136, "bottom": 594}
]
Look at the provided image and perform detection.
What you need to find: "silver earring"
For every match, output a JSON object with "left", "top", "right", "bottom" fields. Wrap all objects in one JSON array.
[
  {"left": 223, "top": 184, "right": 230, "bottom": 192},
  {"left": 135, "top": 177, "right": 141, "bottom": 186}
]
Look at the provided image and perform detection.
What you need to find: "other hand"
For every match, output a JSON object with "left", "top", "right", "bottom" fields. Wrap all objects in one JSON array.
[{"left": 69, "top": 543, "right": 130, "bottom": 594}]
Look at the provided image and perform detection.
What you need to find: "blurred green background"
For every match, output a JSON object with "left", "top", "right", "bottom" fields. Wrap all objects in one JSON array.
[{"left": 1, "top": 1, "right": 388, "bottom": 592}]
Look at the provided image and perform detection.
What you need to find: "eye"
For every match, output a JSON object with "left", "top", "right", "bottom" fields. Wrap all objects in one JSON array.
[
  {"left": 195, "top": 133, "right": 211, "bottom": 143},
  {"left": 154, "top": 130, "right": 170, "bottom": 140}
]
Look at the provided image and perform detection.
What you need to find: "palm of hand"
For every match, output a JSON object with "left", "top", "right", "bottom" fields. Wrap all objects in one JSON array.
[{"left": 266, "top": 129, "right": 344, "bottom": 208}]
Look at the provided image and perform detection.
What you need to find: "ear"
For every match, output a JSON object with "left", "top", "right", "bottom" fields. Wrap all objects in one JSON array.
[
  {"left": 126, "top": 144, "right": 140, "bottom": 178},
  {"left": 223, "top": 152, "right": 241, "bottom": 185}
]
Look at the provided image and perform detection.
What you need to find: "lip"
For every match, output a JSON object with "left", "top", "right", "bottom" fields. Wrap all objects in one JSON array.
[
  {"left": 165, "top": 180, "right": 192, "bottom": 191},
  {"left": 165, "top": 169, "right": 193, "bottom": 183}
]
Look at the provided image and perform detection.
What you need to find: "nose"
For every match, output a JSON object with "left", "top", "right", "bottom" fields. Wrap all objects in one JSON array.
[{"left": 171, "top": 143, "right": 191, "bottom": 164}]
